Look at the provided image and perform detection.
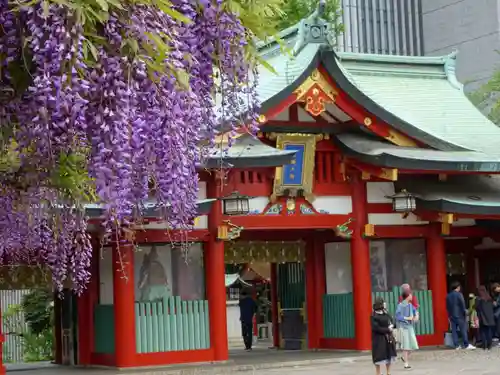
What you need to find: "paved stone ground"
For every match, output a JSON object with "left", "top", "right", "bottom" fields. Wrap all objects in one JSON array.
[
  {"left": 260, "top": 349, "right": 500, "bottom": 375},
  {"left": 8, "top": 347, "right": 500, "bottom": 374}
]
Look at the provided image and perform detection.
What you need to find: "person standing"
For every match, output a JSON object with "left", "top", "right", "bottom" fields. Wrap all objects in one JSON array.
[
  {"left": 446, "top": 281, "right": 476, "bottom": 350},
  {"left": 371, "top": 297, "right": 397, "bottom": 375},
  {"left": 475, "top": 285, "right": 496, "bottom": 350},
  {"left": 239, "top": 289, "right": 257, "bottom": 351},
  {"left": 490, "top": 283, "right": 500, "bottom": 343},
  {"left": 396, "top": 291, "right": 419, "bottom": 369}
]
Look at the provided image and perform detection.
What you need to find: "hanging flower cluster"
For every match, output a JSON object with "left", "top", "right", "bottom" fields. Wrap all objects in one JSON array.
[{"left": 0, "top": 0, "right": 261, "bottom": 293}]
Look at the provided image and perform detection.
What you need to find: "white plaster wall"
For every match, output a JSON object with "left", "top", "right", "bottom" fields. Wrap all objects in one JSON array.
[
  {"left": 271, "top": 107, "right": 289, "bottom": 121},
  {"left": 248, "top": 197, "right": 270, "bottom": 215},
  {"left": 312, "top": 196, "right": 352, "bottom": 214},
  {"left": 226, "top": 301, "right": 241, "bottom": 342},
  {"left": 297, "top": 106, "right": 316, "bottom": 122},
  {"left": 368, "top": 213, "right": 429, "bottom": 226},
  {"left": 99, "top": 243, "right": 204, "bottom": 304},
  {"left": 99, "top": 247, "right": 113, "bottom": 304},
  {"left": 325, "top": 242, "right": 352, "bottom": 294},
  {"left": 366, "top": 182, "right": 395, "bottom": 203}
]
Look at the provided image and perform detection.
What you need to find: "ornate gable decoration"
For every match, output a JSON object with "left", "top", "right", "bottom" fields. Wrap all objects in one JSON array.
[{"left": 293, "top": 69, "right": 337, "bottom": 117}]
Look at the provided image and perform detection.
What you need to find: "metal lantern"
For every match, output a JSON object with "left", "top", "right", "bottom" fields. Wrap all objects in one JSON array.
[
  {"left": 222, "top": 192, "right": 250, "bottom": 216},
  {"left": 390, "top": 190, "right": 416, "bottom": 213}
]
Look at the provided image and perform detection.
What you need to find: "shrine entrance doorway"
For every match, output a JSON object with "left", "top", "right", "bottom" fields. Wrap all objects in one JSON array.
[{"left": 224, "top": 241, "right": 307, "bottom": 351}]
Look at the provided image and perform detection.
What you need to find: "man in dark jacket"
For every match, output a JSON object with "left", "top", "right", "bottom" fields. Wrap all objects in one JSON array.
[
  {"left": 446, "top": 281, "right": 476, "bottom": 350},
  {"left": 239, "top": 290, "right": 257, "bottom": 350}
]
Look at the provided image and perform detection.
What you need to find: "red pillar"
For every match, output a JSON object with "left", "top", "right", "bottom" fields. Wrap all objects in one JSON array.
[
  {"left": 313, "top": 238, "right": 326, "bottom": 347},
  {"left": 112, "top": 236, "right": 136, "bottom": 367},
  {"left": 205, "top": 176, "right": 228, "bottom": 361},
  {"left": 350, "top": 173, "right": 372, "bottom": 351},
  {"left": 305, "top": 238, "right": 317, "bottom": 348},
  {"left": 427, "top": 223, "right": 448, "bottom": 338}
]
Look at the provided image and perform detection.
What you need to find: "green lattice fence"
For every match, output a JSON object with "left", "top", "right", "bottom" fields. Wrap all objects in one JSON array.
[
  {"left": 323, "top": 287, "right": 434, "bottom": 338},
  {"left": 135, "top": 297, "right": 210, "bottom": 353},
  {"left": 94, "top": 304, "right": 115, "bottom": 353},
  {"left": 277, "top": 262, "right": 306, "bottom": 309}
]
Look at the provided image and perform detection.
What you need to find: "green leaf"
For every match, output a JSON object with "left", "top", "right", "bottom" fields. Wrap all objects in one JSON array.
[
  {"left": 173, "top": 68, "right": 190, "bottom": 90},
  {"left": 41, "top": 0, "right": 50, "bottom": 18},
  {"left": 87, "top": 40, "right": 99, "bottom": 61},
  {"left": 95, "top": 0, "right": 109, "bottom": 11},
  {"left": 156, "top": 0, "right": 192, "bottom": 24},
  {"left": 255, "top": 55, "right": 277, "bottom": 74},
  {"left": 105, "top": 0, "right": 125, "bottom": 9}
]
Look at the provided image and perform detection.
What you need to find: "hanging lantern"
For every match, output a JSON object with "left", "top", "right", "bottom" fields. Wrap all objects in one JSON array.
[
  {"left": 388, "top": 189, "right": 416, "bottom": 213},
  {"left": 222, "top": 191, "right": 250, "bottom": 216}
]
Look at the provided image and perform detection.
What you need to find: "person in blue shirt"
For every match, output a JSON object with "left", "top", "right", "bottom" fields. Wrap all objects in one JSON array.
[
  {"left": 239, "top": 289, "right": 257, "bottom": 350},
  {"left": 446, "top": 281, "right": 476, "bottom": 350}
]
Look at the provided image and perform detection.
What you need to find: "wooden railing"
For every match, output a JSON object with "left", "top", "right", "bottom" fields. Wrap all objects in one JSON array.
[
  {"left": 135, "top": 297, "right": 210, "bottom": 353},
  {"left": 323, "top": 287, "right": 434, "bottom": 339}
]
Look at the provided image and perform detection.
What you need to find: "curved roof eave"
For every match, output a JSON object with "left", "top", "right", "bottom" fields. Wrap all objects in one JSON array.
[
  {"left": 251, "top": 45, "right": 471, "bottom": 152},
  {"left": 85, "top": 198, "right": 217, "bottom": 219},
  {"left": 335, "top": 133, "right": 500, "bottom": 172},
  {"left": 318, "top": 48, "right": 467, "bottom": 151},
  {"left": 416, "top": 198, "right": 500, "bottom": 216}
]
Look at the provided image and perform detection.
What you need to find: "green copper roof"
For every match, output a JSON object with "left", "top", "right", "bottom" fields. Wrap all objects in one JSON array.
[{"left": 333, "top": 51, "right": 500, "bottom": 155}]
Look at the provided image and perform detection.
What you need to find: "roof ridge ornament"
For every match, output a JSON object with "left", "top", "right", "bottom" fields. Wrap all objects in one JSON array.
[
  {"left": 292, "top": 0, "right": 330, "bottom": 56},
  {"left": 444, "top": 49, "right": 463, "bottom": 91}
]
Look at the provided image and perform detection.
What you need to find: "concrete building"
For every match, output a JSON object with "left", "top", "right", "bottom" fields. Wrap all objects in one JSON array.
[
  {"left": 421, "top": 0, "right": 500, "bottom": 90},
  {"left": 337, "top": 0, "right": 500, "bottom": 91}
]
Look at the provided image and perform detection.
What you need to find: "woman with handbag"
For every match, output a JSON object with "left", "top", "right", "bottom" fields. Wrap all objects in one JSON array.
[
  {"left": 396, "top": 291, "right": 419, "bottom": 369},
  {"left": 371, "top": 297, "right": 397, "bottom": 375}
]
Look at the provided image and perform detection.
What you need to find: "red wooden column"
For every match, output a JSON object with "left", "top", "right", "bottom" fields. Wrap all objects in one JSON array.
[
  {"left": 350, "top": 173, "right": 372, "bottom": 351},
  {"left": 305, "top": 238, "right": 317, "bottom": 348},
  {"left": 205, "top": 175, "right": 229, "bottom": 361},
  {"left": 305, "top": 237, "right": 326, "bottom": 349},
  {"left": 427, "top": 223, "right": 448, "bottom": 339},
  {"left": 313, "top": 238, "right": 326, "bottom": 347},
  {"left": 112, "top": 236, "right": 137, "bottom": 368}
]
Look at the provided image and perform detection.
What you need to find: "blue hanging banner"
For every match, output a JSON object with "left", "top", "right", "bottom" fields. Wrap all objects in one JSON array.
[{"left": 273, "top": 134, "right": 317, "bottom": 199}]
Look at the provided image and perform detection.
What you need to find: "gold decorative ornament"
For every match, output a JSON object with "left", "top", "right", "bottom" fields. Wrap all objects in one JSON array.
[
  {"left": 217, "top": 220, "right": 244, "bottom": 241},
  {"left": 386, "top": 129, "right": 418, "bottom": 147},
  {"left": 258, "top": 114, "right": 267, "bottom": 123},
  {"left": 364, "top": 224, "right": 376, "bottom": 237},
  {"left": 364, "top": 117, "right": 372, "bottom": 126}
]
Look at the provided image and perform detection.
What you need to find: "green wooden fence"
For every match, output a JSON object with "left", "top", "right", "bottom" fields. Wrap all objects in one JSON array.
[
  {"left": 323, "top": 287, "right": 434, "bottom": 338},
  {"left": 135, "top": 297, "right": 210, "bottom": 353},
  {"left": 277, "top": 262, "right": 306, "bottom": 309},
  {"left": 372, "top": 286, "right": 434, "bottom": 335},
  {"left": 94, "top": 304, "right": 115, "bottom": 354},
  {"left": 323, "top": 293, "right": 355, "bottom": 338}
]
